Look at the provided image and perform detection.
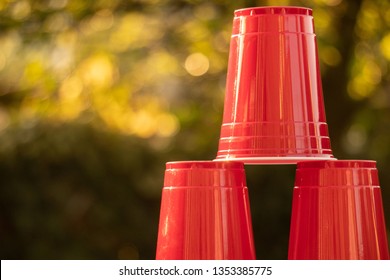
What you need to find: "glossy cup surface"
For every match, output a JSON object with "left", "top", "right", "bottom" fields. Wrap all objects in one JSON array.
[
  {"left": 216, "top": 7, "right": 334, "bottom": 164},
  {"left": 156, "top": 161, "right": 256, "bottom": 260},
  {"left": 288, "top": 160, "right": 389, "bottom": 259}
]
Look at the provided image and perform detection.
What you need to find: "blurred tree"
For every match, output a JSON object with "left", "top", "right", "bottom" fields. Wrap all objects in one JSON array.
[{"left": 0, "top": 0, "right": 389, "bottom": 259}]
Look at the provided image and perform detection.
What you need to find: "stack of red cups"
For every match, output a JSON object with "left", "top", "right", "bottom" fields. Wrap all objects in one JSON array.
[{"left": 155, "top": 6, "right": 389, "bottom": 260}]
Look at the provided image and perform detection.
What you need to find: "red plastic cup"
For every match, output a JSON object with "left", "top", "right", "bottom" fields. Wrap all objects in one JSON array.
[
  {"left": 288, "top": 160, "right": 389, "bottom": 259},
  {"left": 155, "top": 161, "right": 256, "bottom": 260},
  {"left": 216, "top": 7, "right": 334, "bottom": 164}
]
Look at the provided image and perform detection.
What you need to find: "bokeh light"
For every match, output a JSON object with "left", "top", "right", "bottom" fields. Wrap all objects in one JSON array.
[{"left": 184, "top": 52, "right": 210, "bottom": 76}]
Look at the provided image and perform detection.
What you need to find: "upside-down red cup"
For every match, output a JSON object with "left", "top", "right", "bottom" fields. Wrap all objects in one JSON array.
[
  {"left": 288, "top": 160, "right": 389, "bottom": 259},
  {"left": 216, "top": 6, "right": 334, "bottom": 164},
  {"left": 156, "top": 161, "right": 256, "bottom": 260}
]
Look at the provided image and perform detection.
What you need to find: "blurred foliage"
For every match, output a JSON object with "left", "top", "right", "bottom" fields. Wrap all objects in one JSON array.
[{"left": 0, "top": 0, "right": 389, "bottom": 259}]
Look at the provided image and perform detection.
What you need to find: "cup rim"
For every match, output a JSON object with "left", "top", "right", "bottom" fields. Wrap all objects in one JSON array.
[{"left": 214, "top": 156, "right": 336, "bottom": 165}]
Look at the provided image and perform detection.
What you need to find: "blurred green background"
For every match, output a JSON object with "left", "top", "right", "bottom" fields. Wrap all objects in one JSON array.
[{"left": 0, "top": 0, "right": 389, "bottom": 259}]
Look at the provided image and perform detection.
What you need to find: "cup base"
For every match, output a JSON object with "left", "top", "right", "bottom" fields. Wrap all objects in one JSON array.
[{"left": 214, "top": 155, "right": 336, "bottom": 165}]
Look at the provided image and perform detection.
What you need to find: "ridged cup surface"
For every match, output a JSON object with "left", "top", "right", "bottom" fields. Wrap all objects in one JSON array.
[
  {"left": 156, "top": 161, "right": 256, "bottom": 260},
  {"left": 216, "top": 6, "right": 334, "bottom": 164},
  {"left": 288, "top": 160, "right": 389, "bottom": 259}
]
